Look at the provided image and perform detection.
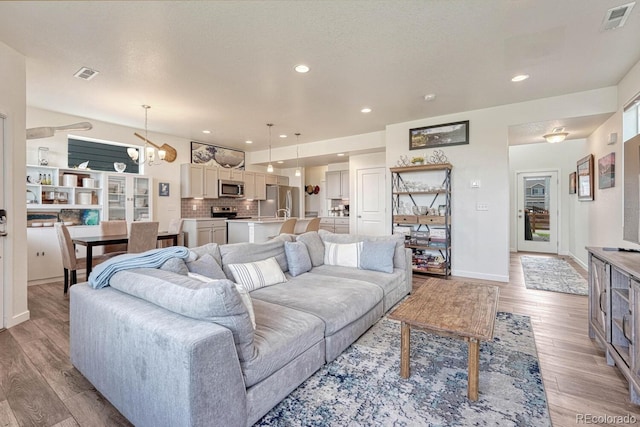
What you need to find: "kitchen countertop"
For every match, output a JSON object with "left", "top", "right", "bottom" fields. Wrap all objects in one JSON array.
[{"left": 226, "top": 217, "right": 302, "bottom": 223}]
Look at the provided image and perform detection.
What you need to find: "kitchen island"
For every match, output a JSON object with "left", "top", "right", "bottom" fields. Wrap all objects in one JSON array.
[{"left": 226, "top": 217, "right": 312, "bottom": 243}]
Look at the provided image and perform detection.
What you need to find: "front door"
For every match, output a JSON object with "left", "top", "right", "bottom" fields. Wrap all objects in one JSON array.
[
  {"left": 356, "top": 167, "right": 386, "bottom": 235},
  {"left": 516, "top": 171, "right": 559, "bottom": 254}
]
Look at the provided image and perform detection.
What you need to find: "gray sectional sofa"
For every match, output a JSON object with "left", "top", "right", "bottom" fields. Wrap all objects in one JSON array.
[{"left": 70, "top": 231, "right": 412, "bottom": 427}]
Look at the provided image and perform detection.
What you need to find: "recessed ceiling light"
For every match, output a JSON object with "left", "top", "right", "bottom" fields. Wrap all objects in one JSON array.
[
  {"left": 294, "top": 64, "right": 310, "bottom": 73},
  {"left": 245, "top": 140, "right": 253, "bottom": 144},
  {"left": 423, "top": 93, "right": 436, "bottom": 101},
  {"left": 511, "top": 74, "right": 530, "bottom": 82},
  {"left": 337, "top": 153, "right": 345, "bottom": 157},
  {"left": 202, "top": 130, "right": 211, "bottom": 134},
  {"left": 279, "top": 134, "right": 287, "bottom": 138},
  {"left": 361, "top": 108, "right": 372, "bottom": 113},
  {"left": 277, "top": 160, "right": 284, "bottom": 164}
]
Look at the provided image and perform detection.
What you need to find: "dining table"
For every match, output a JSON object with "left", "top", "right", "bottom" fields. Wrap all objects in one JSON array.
[{"left": 72, "top": 231, "right": 179, "bottom": 276}]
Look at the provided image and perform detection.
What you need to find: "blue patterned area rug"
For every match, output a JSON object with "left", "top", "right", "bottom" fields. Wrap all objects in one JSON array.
[
  {"left": 521, "top": 255, "right": 588, "bottom": 295},
  {"left": 256, "top": 312, "right": 550, "bottom": 427}
]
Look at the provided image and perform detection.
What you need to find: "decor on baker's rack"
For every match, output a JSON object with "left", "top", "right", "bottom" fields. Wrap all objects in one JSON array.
[
  {"left": 569, "top": 172, "right": 576, "bottom": 194},
  {"left": 128, "top": 105, "right": 177, "bottom": 166},
  {"left": 598, "top": 152, "right": 615, "bottom": 189},
  {"left": 396, "top": 149, "right": 449, "bottom": 167},
  {"left": 410, "top": 120, "right": 469, "bottom": 150},
  {"left": 577, "top": 154, "right": 594, "bottom": 201}
]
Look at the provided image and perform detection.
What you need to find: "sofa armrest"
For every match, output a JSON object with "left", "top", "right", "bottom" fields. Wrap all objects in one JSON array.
[{"left": 70, "top": 283, "right": 247, "bottom": 427}]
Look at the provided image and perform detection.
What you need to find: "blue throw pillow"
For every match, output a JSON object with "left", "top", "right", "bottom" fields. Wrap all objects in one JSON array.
[
  {"left": 186, "top": 253, "right": 227, "bottom": 280},
  {"left": 359, "top": 240, "right": 396, "bottom": 273},
  {"left": 284, "top": 241, "right": 312, "bottom": 277}
]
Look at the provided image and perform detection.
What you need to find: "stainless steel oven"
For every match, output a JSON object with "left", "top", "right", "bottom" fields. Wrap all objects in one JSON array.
[{"left": 218, "top": 179, "right": 244, "bottom": 198}]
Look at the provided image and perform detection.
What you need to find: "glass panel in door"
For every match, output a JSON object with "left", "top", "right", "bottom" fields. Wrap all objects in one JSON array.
[
  {"left": 133, "top": 177, "right": 150, "bottom": 221},
  {"left": 107, "top": 175, "right": 127, "bottom": 221},
  {"left": 516, "top": 171, "right": 558, "bottom": 253}
]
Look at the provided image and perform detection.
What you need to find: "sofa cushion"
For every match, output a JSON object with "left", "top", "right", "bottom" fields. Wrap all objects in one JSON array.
[
  {"left": 186, "top": 253, "right": 227, "bottom": 280},
  {"left": 296, "top": 232, "right": 324, "bottom": 267},
  {"left": 228, "top": 257, "right": 287, "bottom": 291},
  {"left": 160, "top": 257, "right": 189, "bottom": 275},
  {"left": 359, "top": 240, "right": 396, "bottom": 273},
  {"left": 241, "top": 299, "right": 325, "bottom": 387},
  {"left": 220, "top": 239, "right": 288, "bottom": 279},
  {"left": 323, "top": 241, "right": 363, "bottom": 268},
  {"left": 108, "top": 268, "right": 256, "bottom": 362},
  {"left": 284, "top": 241, "right": 312, "bottom": 277},
  {"left": 250, "top": 272, "right": 383, "bottom": 336},
  {"left": 189, "top": 242, "right": 222, "bottom": 266},
  {"left": 320, "top": 232, "right": 406, "bottom": 269}
]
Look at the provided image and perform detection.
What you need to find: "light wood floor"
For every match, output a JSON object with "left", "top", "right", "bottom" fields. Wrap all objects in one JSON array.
[{"left": 1, "top": 253, "right": 639, "bottom": 426}]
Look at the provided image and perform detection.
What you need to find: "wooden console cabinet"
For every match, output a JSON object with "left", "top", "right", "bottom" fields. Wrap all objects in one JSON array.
[{"left": 588, "top": 247, "right": 640, "bottom": 404}]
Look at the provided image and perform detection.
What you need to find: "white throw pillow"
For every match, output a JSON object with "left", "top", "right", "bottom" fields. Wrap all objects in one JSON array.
[
  {"left": 228, "top": 257, "right": 287, "bottom": 292},
  {"left": 323, "top": 241, "right": 363, "bottom": 268},
  {"left": 187, "top": 272, "right": 256, "bottom": 328}
]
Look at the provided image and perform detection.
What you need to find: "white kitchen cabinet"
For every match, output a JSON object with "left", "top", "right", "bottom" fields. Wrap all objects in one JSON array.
[
  {"left": 243, "top": 172, "right": 266, "bottom": 200},
  {"left": 27, "top": 227, "right": 63, "bottom": 282},
  {"left": 277, "top": 175, "right": 289, "bottom": 185},
  {"left": 265, "top": 174, "right": 277, "bottom": 185},
  {"left": 180, "top": 164, "right": 218, "bottom": 198},
  {"left": 319, "top": 217, "right": 349, "bottom": 234},
  {"left": 218, "top": 168, "right": 244, "bottom": 181},
  {"left": 326, "top": 170, "right": 349, "bottom": 199},
  {"left": 104, "top": 174, "right": 153, "bottom": 222},
  {"left": 183, "top": 219, "right": 227, "bottom": 247}
]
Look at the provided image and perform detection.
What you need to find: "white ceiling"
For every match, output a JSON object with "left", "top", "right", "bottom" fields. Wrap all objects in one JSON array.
[{"left": 0, "top": 1, "right": 638, "bottom": 158}]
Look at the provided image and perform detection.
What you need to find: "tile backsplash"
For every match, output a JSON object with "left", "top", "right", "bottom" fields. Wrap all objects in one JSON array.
[{"left": 180, "top": 198, "right": 258, "bottom": 218}]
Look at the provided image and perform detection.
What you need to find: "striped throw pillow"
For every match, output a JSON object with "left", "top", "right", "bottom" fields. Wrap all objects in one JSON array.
[
  {"left": 323, "top": 241, "right": 363, "bottom": 268},
  {"left": 228, "top": 257, "right": 287, "bottom": 292}
]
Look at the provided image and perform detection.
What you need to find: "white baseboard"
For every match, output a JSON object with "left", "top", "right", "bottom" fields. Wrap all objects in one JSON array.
[
  {"left": 452, "top": 269, "right": 509, "bottom": 283},
  {"left": 6, "top": 310, "right": 30, "bottom": 328}
]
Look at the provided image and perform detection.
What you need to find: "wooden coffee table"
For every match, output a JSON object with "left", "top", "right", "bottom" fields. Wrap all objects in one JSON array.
[{"left": 389, "top": 278, "right": 499, "bottom": 400}]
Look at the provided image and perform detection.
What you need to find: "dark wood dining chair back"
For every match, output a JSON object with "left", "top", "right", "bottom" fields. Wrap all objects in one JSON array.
[{"left": 128, "top": 221, "right": 159, "bottom": 253}]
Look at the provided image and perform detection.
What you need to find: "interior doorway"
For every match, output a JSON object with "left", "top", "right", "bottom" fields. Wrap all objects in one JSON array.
[
  {"left": 356, "top": 167, "right": 386, "bottom": 235},
  {"left": 516, "top": 171, "right": 559, "bottom": 254}
]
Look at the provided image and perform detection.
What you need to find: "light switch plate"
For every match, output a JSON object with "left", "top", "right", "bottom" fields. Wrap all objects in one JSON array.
[{"left": 471, "top": 180, "right": 481, "bottom": 188}]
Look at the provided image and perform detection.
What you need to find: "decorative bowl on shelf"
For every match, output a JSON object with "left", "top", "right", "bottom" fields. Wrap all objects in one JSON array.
[
  {"left": 114, "top": 162, "right": 126, "bottom": 173},
  {"left": 412, "top": 206, "right": 428, "bottom": 215}
]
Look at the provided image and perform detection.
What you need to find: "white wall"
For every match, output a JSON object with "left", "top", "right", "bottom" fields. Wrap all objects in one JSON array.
[
  {"left": 304, "top": 165, "right": 328, "bottom": 217},
  {"left": 508, "top": 139, "right": 588, "bottom": 256},
  {"left": 1, "top": 41, "right": 28, "bottom": 328}
]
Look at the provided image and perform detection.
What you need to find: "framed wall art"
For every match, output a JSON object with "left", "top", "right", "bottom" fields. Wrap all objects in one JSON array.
[
  {"left": 191, "top": 141, "right": 245, "bottom": 169},
  {"left": 577, "top": 154, "right": 594, "bottom": 201},
  {"left": 598, "top": 152, "right": 615, "bottom": 189},
  {"left": 159, "top": 182, "right": 170, "bottom": 197},
  {"left": 569, "top": 172, "right": 576, "bottom": 194},
  {"left": 410, "top": 120, "right": 469, "bottom": 150}
]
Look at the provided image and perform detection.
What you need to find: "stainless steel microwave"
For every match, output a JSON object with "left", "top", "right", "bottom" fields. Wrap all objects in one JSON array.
[{"left": 219, "top": 179, "right": 244, "bottom": 198}]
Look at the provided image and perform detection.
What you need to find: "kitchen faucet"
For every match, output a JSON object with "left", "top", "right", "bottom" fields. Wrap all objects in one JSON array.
[{"left": 276, "top": 208, "right": 290, "bottom": 219}]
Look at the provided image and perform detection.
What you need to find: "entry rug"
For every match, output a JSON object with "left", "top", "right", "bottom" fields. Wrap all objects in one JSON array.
[
  {"left": 257, "top": 312, "right": 550, "bottom": 427},
  {"left": 521, "top": 255, "right": 588, "bottom": 295}
]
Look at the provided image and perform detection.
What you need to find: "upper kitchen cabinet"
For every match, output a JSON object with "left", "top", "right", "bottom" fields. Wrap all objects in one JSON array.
[
  {"left": 218, "top": 168, "right": 244, "bottom": 181},
  {"left": 104, "top": 173, "right": 153, "bottom": 222},
  {"left": 326, "top": 170, "right": 349, "bottom": 199},
  {"left": 244, "top": 172, "right": 266, "bottom": 200},
  {"left": 180, "top": 164, "right": 218, "bottom": 198},
  {"left": 265, "top": 174, "right": 289, "bottom": 186}
]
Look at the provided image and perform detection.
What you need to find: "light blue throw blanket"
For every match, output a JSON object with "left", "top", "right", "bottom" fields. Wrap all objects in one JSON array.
[{"left": 88, "top": 246, "right": 191, "bottom": 289}]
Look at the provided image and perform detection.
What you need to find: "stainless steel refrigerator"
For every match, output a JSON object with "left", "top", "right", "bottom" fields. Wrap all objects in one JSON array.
[{"left": 259, "top": 185, "right": 299, "bottom": 218}]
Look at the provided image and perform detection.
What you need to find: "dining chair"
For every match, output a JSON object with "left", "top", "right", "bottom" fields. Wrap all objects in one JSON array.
[
  {"left": 128, "top": 221, "right": 159, "bottom": 253},
  {"left": 304, "top": 217, "right": 321, "bottom": 232},
  {"left": 279, "top": 218, "right": 297, "bottom": 235},
  {"left": 55, "top": 223, "right": 107, "bottom": 294},
  {"left": 159, "top": 218, "right": 184, "bottom": 248},
  {"left": 100, "top": 220, "right": 128, "bottom": 256}
]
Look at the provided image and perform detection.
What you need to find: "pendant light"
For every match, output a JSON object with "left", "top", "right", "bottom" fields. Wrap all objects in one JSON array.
[
  {"left": 127, "top": 105, "right": 166, "bottom": 165},
  {"left": 294, "top": 133, "right": 301, "bottom": 177},
  {"left": 267, "top": 123, "right": 274, "bottom": 173}
]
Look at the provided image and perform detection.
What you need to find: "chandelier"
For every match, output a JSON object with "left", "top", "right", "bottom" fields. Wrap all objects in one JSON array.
[{"left": 127, "top": 105, "right": 166, "bottom": 165}]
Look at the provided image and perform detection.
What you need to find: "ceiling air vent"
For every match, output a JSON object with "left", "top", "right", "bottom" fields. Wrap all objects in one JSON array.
[
  {"left": 602, "top": 2, "right": 635, "bottom": 31},
  {"left": 73, "top": 66, "right": 100, "bottom": 81}
]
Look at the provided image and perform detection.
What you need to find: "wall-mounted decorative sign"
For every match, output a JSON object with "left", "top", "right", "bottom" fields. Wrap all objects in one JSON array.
[
  {"left": 577, "top": 154, "right": 594, "bottom": 201},
  {"left": 569, "top": 172, "right": 576, "bottom": 194},
  {"left": 409, "top": 120, "right": 469, "bottom": 150},
  {"left": 191, "top": 141, "right": 245, "bottom": 169},
  {"left": 159, "top": 182, "right": 170, "bottom": 197},
  {"left": 598, "top": 152, "right": 615, "bottom": 189}
]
